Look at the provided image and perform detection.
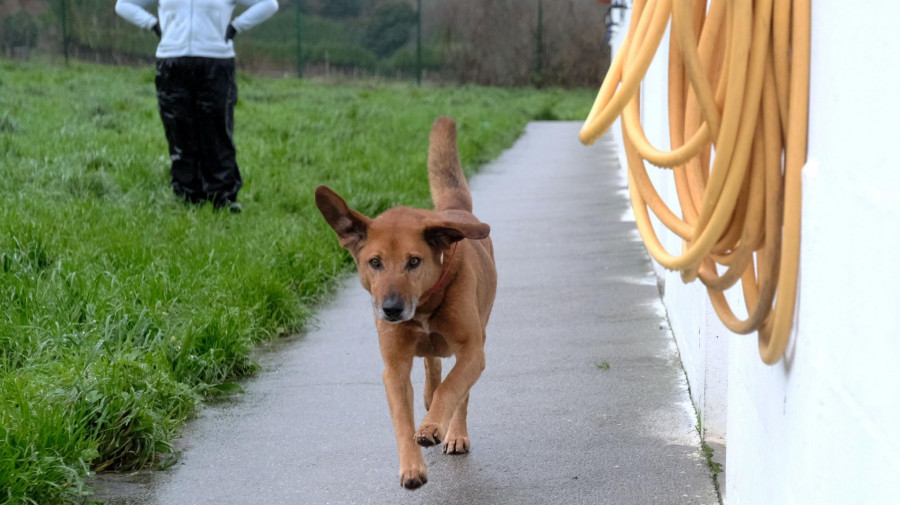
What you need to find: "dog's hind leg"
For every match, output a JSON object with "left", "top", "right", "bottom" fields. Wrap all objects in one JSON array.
[
  {"left": 443, "top": 393, "right": 470, "bottom": 454},
  {"left": 424, "top": 356, "right": 442, "bottom": 411}
]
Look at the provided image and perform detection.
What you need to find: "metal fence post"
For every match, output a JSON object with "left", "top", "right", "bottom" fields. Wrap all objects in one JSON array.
[
  {"left": 416, "top": 0, "right": 422, "bottom": 85},
  {"left": 295, "top": 0, "right": 303, "bottom": 78},
  {"left": 535, "top": 0, "right": 544, "bottom": 87},
  {"left": 60, "top": 0, "right": 69, "bottom": 64}
]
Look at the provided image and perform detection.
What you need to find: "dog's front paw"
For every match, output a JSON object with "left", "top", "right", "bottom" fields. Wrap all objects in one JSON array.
[
  {"left": 399, "top": 463, "right": 428, "bottom": 490},
  {"left": 442, "top": 433, "right": 470, "bottom": 454},
  {"left": 414, "top": 422, "right": 445, "bottom": 447}
]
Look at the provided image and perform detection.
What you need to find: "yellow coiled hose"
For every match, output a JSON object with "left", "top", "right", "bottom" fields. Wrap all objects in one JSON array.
[{"left": 580, "top": 0, "right": 809, "bottom": 365}]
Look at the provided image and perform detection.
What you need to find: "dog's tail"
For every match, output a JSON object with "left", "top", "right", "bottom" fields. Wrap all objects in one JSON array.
[{"left": 428, "top": 116, "right": 473, "bottom": 213}]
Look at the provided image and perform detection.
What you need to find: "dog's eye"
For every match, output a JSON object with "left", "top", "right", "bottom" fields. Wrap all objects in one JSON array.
[
  {"left": 369, "top": 258, "right": 382, "bottom": 269},
  {"left": 407, "top": 257, "right": 421, "bottom": 269}
]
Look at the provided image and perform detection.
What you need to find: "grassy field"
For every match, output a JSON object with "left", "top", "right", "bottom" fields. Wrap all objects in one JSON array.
[{"left": 0, "top": 60, "right": 592, "bottom": 504}]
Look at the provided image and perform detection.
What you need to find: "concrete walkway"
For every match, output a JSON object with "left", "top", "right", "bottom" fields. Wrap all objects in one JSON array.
[{"left": 95, "top": 123, "right": 719, "bottom": 505}]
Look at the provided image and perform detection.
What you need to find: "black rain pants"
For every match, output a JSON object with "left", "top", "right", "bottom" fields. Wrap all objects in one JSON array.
[{"left": 155, "top": 57, "right": 241, "bottom": 205}]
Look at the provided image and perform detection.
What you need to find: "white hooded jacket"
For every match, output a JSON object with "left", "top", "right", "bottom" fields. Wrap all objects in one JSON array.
[{"left": 115, "top": 0, "right": 279, "bottom": 59}]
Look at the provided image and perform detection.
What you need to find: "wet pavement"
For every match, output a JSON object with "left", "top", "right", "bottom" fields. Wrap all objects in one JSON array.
[{"left": 93, "top": 123, "right": 719, "bottom": 505}]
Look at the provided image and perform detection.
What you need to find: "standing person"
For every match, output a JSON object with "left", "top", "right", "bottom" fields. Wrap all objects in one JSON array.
[{"left": 115, "top": 0, "right": 279, "bottom": 213}]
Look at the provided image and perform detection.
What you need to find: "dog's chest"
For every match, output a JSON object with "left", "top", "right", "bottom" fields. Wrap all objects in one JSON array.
[{"left": 409, "top": 318, "right": 453, "bottom": 357}]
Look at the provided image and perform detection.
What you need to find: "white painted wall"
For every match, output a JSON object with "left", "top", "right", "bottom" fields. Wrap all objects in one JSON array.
[
  {"left": 640, "top": 20, "right": 731, "bottom": 448},
  {"left": 726, "top": 2, "right": 900, "bottom": 504},
  {"left": 602, "top": 1, "right": 900, "bottom": 504},
  {"left": 605, "top": 0, "right": 730, "bottom": 446}
]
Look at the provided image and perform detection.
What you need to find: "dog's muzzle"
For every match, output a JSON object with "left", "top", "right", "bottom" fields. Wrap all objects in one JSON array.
[{"left": 376, "top": 294, "right": 415, "bottom": 323}]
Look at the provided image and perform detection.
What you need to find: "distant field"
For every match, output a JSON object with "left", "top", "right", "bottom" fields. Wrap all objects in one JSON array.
[{"left": 0, "top": 60, "right": 591, "bottom": 503}]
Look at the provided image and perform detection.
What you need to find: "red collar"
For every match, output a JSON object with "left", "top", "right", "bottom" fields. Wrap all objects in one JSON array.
[{"left": 424, "top": 243, "right": 458, "bottom": 299}]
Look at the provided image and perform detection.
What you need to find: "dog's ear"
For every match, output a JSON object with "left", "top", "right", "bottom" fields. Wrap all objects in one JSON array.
[
  {"left": 315, "top": 185, "right": 371, "bottom": 255},
  {"left": 424, "top": 218, "right": 490, "bottom": 250}
]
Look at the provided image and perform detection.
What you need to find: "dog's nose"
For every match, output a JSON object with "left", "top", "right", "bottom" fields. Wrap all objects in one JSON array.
[{"left": 381, "top": 296, "right": 405, "bottom": 321}]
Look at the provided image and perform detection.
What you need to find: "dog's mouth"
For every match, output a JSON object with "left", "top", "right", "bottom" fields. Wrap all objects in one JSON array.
[{"left": 374, "top": 296, "right": 417, "bottom": 323}]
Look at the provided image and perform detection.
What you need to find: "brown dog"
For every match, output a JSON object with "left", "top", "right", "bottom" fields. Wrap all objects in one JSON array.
[{"left": 314, "top": 116, "right": 497, "bottom": 490}]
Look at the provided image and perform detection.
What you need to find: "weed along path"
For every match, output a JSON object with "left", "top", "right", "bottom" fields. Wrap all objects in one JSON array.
[{"left": 95, "top": 122, "right": 718, "bottom": 505}]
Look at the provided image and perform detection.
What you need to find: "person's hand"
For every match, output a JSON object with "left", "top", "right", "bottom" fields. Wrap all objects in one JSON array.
[
  {"left": 151, "top": 22, "right": 161, "bottom": 39},
  {"left": 225, "top": 24, "right": 237, "bottom": 42}
]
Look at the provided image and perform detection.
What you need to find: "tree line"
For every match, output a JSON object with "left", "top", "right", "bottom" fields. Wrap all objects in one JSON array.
[{"left": 0, "top": 0, "right": 611, "bottom": 87}]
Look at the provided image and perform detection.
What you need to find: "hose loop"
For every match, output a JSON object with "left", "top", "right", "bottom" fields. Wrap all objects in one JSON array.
[{"left": 581, "top": 0, "right": 810, "bottom": 365}]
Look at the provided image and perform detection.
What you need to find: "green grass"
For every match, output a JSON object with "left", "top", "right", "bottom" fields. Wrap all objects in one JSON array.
[
  {"left": 696, "top": 414, "right": 723, "bottom": 498},
  {"left": 0, "top": 60, "right": 592, "bottom": 504}
]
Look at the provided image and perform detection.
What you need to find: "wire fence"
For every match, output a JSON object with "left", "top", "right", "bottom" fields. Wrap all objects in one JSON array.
[{"left": 0, "top": 0, "right": 611, "bottom": 87}]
